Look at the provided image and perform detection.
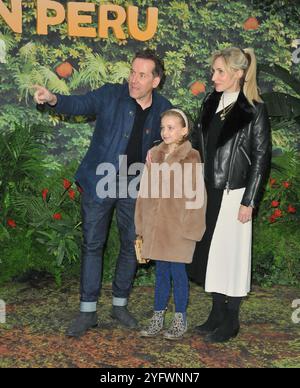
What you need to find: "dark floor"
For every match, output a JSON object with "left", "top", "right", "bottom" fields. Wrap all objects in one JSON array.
[{"left": 0, "top": 278, "right": 299, "bottom": 368}]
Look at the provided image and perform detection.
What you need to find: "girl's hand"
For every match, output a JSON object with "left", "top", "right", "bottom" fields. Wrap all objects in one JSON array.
[
  {"left": 146, "top": 150, "right": 152, "bottom": 165},
  {"left": 238, "top": 205, "right": 253, "bottom": 224}
]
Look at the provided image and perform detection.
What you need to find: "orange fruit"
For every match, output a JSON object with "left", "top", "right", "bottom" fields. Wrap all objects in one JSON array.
[
  {"left": 244, "top": 17, "right": 259, "bottom": 30},
  {"left": 55, "top": 62, "right": 73, "bottom": 78},
  {"left": 189, "top": 81, "right": 206, "bottom": 96}
]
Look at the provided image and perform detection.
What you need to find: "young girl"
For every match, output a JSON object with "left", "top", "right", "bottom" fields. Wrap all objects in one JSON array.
[{"left": 135, "top": 109, "right": 206, "bottom": 340}]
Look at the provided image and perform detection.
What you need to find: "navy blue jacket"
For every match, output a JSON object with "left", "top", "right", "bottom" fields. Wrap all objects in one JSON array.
[{"left": 54, "top": 83, "right": 172, "bottom": 202}]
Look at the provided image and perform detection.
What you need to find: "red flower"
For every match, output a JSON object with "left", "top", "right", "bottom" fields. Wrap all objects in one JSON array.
[
  {"left": 271, "top": 200, "right": 280, "bottom": 208},
  {"left": 42, "top": 188, "right": 49, "bottom": 201},
  {"left": 53, "top": 213, "right": 62, "bottom": 220},
  {"left": 269, "top": 178, "right": 276, "bottom": 187},
  {"left": 287, "top": 205, "right": 296, "bottom": 214},
  {"left": 63, "top": 179, "right": 72, "bottom": 190},
  {"left": 282, "top": 181, "right": 291, "bottom": 189},
  {"left": 68, "top": 189, "right": 76, "bottom": 201},
  {"left": 273, "top": 209, "right": 283, "bottom": 218},
  {"left": 269, "top": 215, "right": 276, "bottom": 224},
  {"left": 7, "top": 219, "right": 16, "bottom": 228}
]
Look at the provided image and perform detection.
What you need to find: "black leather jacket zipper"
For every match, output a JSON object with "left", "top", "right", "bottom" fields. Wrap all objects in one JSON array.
[
  {"left": 241, "top": 146, "right": 252, "bottom": 165},
  {"left": 226, "top": 133, "right": 240, "bottom": 193}
]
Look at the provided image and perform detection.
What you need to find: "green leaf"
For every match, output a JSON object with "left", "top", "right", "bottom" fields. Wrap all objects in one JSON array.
[
  {"left": 56, "top": 240, "right": 66, "bottom": 266},
  {"left": 259, "top": 64, "right": 300, "bottom": 96},
  {"left": 262, "top": 92, "right": 300, "bottom": 118}
]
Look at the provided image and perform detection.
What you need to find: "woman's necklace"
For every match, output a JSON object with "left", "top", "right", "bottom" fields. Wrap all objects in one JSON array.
[{"left": 220, "top": 93, "right": 236, "bottom": 121}]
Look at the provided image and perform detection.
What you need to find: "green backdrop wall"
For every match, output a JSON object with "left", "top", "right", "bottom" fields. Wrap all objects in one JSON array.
[{"left": 0, "top": 0, "right": 299, "bottom": 286}]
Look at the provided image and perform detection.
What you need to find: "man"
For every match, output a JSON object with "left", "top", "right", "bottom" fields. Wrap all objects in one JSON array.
[{"left": 34, "top": 50, "right": 171, "bottom": 337}]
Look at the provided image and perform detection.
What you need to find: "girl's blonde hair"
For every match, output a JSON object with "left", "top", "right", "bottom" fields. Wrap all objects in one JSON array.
[
  {"left": 211, "top": 47, "right": 262, "bottom": 105},
  {"left": 161, "top": 109, "right": 190, "bottom": 145}
]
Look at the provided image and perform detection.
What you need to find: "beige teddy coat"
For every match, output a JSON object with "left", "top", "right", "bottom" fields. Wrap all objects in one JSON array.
[{"left": 135, "top": 140, "right": 206, "bottom": 263}]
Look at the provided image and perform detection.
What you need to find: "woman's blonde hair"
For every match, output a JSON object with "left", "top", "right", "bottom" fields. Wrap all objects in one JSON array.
[
  {"left": 211, "top": 47, "right": 262, "bottom": 105},
  {"left": 161, "top": 109, "right": 190, "bottom": 145}
]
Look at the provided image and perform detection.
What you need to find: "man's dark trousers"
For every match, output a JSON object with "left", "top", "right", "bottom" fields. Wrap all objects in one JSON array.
[{"left": 79, "top": 177, "right": 137, "bottom": 312}]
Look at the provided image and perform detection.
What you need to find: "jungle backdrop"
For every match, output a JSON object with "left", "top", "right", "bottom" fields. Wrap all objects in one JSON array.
[{"left": 0, "top": 0, "right": 300, "bottom": 287}]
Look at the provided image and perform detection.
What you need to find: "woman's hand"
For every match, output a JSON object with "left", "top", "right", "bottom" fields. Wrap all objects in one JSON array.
[{"left": 238, "top": 205, "right": 253, "bottom": 224}]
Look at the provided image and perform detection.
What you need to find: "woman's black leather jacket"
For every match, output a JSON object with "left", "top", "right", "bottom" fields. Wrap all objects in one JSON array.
[{"left": 191, "top": 90, "right": 271, "bottom": 207}]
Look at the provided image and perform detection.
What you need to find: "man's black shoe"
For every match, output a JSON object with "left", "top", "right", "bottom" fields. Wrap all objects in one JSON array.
[
  {"left": 111, "top": 306, "right": 138, "bottom": 328},
  {"left": 66, "top": 312, "right": 98, "bottom": 338}
]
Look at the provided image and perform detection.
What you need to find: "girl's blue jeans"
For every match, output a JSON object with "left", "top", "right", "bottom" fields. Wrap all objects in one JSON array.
[{"left": 154, "top": 261, "right": 189, "bottom": 313}]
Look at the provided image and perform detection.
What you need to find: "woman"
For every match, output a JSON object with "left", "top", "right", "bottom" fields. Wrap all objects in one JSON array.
[{"left": 187, "top": 47, "right": 271, "bottom": 343}]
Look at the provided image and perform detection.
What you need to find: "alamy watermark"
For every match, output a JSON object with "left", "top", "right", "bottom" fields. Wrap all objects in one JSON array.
[
  {"left": 95, "top": 156, "right": 205, "bottom": 209},
  {"left": 0, "top": 299, "right": 6, "bottom": 324},
  {"left": 291, "top": 299, "right": 300, "bottom": 324}
]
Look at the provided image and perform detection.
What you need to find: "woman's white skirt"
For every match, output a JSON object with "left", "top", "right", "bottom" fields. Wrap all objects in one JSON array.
[{"left": 205, "top": 188, "right": 252, "bottom": 297}]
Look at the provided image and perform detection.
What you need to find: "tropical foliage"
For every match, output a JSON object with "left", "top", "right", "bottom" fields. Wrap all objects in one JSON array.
[{"left": 0, "top": 0, "right": 299, "bottom": 286}]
